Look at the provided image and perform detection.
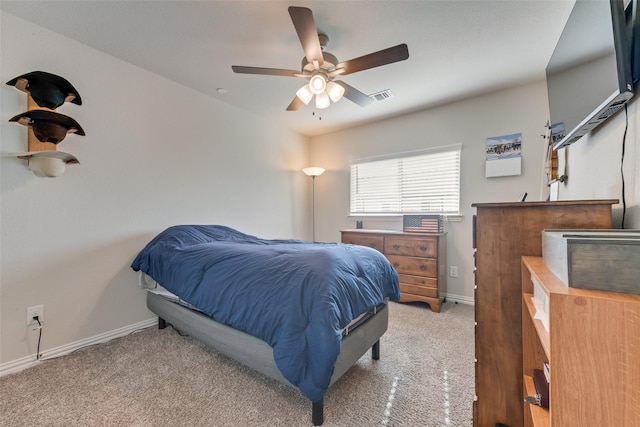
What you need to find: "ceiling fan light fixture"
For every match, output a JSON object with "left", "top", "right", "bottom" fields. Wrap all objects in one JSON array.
[
  {"left": 326, "top": 81, "right": 345, "bottom": 102},
  {"left": 309, "top": 74, "right": 327, "bottom": 95},
  {"left": 296, "top": 84, "right": 314, "bottom": 104},
  {"left": 232, "top": 7, "right": 410, "bottom": 112},
  {"left": 315, "top": 91, "right": 330, "bottom": 109}
]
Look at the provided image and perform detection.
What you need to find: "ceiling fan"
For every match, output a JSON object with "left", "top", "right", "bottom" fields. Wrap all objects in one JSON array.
[{"left": 231, "top": 6, "right": 409, "bottom": 111}]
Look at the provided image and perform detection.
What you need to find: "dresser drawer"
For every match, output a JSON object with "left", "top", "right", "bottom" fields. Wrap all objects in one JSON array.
[
  {"left": 341, "top": 233, "right": 385, "bottom": 253},
  {"left": 400, "top": 283, "right": 438, "bottom": 298},
  {"left": 386, "top": 255, "right": 437, "bottom": 277},
  {"left": 398, "top": 273, "right": 437, "bottom": 289},
  {"left": 384, "top": 236, "right": 437, "bottom": 258}
]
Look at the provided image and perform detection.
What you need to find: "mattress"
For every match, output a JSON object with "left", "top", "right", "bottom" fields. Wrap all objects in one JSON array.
[{"left": 141, "top": 272, "right": 378, "bottom": 337}]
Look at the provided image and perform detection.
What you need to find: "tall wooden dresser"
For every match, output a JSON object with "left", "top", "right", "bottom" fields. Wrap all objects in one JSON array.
[
  {"left": 472, "top": 200, "right": 616, "bottom": 427},
  {"left": 341, "top": 229, "right": 446, "bottom": 312}
]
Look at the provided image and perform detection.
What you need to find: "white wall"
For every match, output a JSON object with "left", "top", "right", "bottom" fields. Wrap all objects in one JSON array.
[
  {"left": 0, "top": 12, "right": 310, "bottom": 365},
  {"left": 557, "top": 97, "right": 639, "bottom": 227},
  {"left": 309, "top": 81, "right": 553, "bottom": 302}
]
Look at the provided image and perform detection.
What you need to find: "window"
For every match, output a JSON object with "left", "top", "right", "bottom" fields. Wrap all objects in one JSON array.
[{"left": 350, "top": 145, "right": 461, "bottom": 215}]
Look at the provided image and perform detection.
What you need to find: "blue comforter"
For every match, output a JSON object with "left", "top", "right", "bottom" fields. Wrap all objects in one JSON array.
[{"left": 131, "top": 225, "right": 399, "bottom": 402}]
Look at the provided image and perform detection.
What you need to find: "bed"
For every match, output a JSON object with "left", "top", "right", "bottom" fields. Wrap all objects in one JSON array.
[{"left": 131, "top": 225, "right": 400, "bottom": 425}]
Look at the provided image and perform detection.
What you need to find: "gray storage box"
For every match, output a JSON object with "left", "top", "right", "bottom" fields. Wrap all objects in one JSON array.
[{"left": 542, "top": 229, "right": 640, "bottom": 294}]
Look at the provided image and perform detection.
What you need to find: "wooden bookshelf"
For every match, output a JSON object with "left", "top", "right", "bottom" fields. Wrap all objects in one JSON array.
[{"left": 521, "top": 256, "right": 640, "bottom": 426}]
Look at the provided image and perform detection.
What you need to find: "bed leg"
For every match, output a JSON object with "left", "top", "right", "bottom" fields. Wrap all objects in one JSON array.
[
  {"left": 312, "top": 399, "right": 324, "bottom": 425},
  {"left": 158, "top": 317, "right": 167, "bottom": 330},
  {"left": 372, "top": 340, "right": 380, "bottom": 360}
]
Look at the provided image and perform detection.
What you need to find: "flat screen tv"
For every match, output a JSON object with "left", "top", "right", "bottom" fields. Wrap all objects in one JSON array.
[{"left": 546, "top": 0, "right": 636, "bottom": 150}]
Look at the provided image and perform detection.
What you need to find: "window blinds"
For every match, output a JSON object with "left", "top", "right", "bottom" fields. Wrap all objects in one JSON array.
[{"left": 350, "top": 146, "right": 461, "bottom": 215}]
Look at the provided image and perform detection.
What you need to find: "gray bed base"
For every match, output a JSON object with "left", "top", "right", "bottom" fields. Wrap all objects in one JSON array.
[{"left": 146, "top": 291, "right": 388, "bottom": 426}]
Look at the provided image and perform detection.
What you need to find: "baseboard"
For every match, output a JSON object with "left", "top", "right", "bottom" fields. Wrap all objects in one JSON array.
[
  {"left": 0, "top": 318, "right": 157, "bottom": 377},
  {"left": 444, "top": 293, "right": 474, "bottom": 305}
]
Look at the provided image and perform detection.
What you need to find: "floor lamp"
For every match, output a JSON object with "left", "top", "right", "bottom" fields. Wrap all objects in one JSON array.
[{"left": 302, "top": 167, "right": 325, "bottom": 241}]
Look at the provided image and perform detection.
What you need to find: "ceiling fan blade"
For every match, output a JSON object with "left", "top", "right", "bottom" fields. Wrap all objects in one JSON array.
[
  {"left": 334, "top": 81, "right": 374, "bottom": 107},
  {"left": 288, "top": 6, "right": 324, "bottom": 67},
  {"left": 286, "top": 95, "right": 304, "bottom": 111},
  {"left": 232, "top": 66, "right": 302, "bottom": 77},
  {"left": 336, "top": 44, "right": 409, "bottom": 75}
]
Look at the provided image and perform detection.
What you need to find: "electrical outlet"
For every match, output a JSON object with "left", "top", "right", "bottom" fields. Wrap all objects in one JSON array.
[
  {"left": 26, "top": 305, "right": 44, "bottom": 326},
  {"left": 449, "top": 266, "right": 459, "bottom": 278}
]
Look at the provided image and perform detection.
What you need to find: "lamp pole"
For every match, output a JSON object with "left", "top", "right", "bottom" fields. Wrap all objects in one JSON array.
[
  {"left": 311, "top": 175, "right": 317, "bottom": 241},
  {"left": 302, "top": 167, "right": 325, "bottom": 242}
]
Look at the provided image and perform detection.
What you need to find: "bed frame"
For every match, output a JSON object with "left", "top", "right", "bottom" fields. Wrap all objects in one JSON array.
[{"left": 146, "top": 291, "right": 389, "bottom": 425}]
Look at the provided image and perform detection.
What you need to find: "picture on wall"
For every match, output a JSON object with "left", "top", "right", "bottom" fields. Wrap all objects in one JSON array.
[
  {"left": 550, "top": 122, "right": 565, "bottom": 144},
  {"left": 485, "top": 132, "right": 522, "bottom": 178}
]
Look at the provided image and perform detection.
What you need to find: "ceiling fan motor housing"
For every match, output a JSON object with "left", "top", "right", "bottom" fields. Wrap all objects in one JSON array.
[{"left": 302, "top": 51, "right": 338, "bottom": 73}]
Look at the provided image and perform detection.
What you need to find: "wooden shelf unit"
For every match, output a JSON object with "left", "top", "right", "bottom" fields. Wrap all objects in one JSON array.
[
  {"left": 521, "top": 256, "right": 640, "bottom": 426},
  {"left": 341, "top": 229, "right": 446, "bottom": 312}
]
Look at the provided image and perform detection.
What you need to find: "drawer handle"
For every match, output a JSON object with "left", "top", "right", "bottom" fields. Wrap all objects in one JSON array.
[
  {"left": 370, "top": 244, "right": 377, "bottom": 248},
  {"left": 420, "top": 264, "right": 428, "bottom": 271},
  {"left": 419, "top": 245, "right": 428, "bottom": 251},
  {"left": 393, "top": 262, "right": 400, "bottom": 268},
  {"left": 393, "top": 244, "right": 400, "bottom": 250}
]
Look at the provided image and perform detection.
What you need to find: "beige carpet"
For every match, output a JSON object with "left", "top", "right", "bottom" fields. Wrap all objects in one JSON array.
[{"left": 0, "top": 301, "right": 474, "bottom": 426}]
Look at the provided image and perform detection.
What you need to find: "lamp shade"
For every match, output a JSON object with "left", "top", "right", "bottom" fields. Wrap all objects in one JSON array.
[
  {"left": 309, "top": 74, "right": 327, "bottom": 95},
  {"left": 303, "top": 167, "right": 325, "bottom": 177},
  {"left": 296, "top": 84, "right": 313, "bottom": 104},
  {"left": 315, "top": 91, "right": 330, "bottom": 109},
  {"left": 326, "top": 81, "right": 345, "bottom": 102}
]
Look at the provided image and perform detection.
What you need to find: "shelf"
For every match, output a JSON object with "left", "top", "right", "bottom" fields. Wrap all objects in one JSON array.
[
  {"left": 523, "top": 293, "right": 550, "bottom": 359},
  {"left": 522, "top": 256, "right": 640, "bottom": 426},
  {"left": 524, "top": 374, "right": 550, "bottom": 427},
  {"left": 524, "top": 256, "right": 640, "bottom": 303},
  {"left": 525, "top": 257, "right": 568, "bottom": 295}
]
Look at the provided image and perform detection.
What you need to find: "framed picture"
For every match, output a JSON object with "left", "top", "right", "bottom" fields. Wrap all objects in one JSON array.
[{"left": 485, "top": 132, "right": 522, "bottom": 178}]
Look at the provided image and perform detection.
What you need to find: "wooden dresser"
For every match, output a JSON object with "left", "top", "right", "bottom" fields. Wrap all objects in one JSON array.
[
  {"left": 341, "top": 229, "right": 446, "bottom": 312},
  {"left": 472, "top": 200, "right": 617, "bottom": 427}
]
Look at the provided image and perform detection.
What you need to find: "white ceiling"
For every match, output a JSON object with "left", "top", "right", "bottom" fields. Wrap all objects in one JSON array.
[{"left": 1, "top": 0, "right": 576, "bottom": 137}]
